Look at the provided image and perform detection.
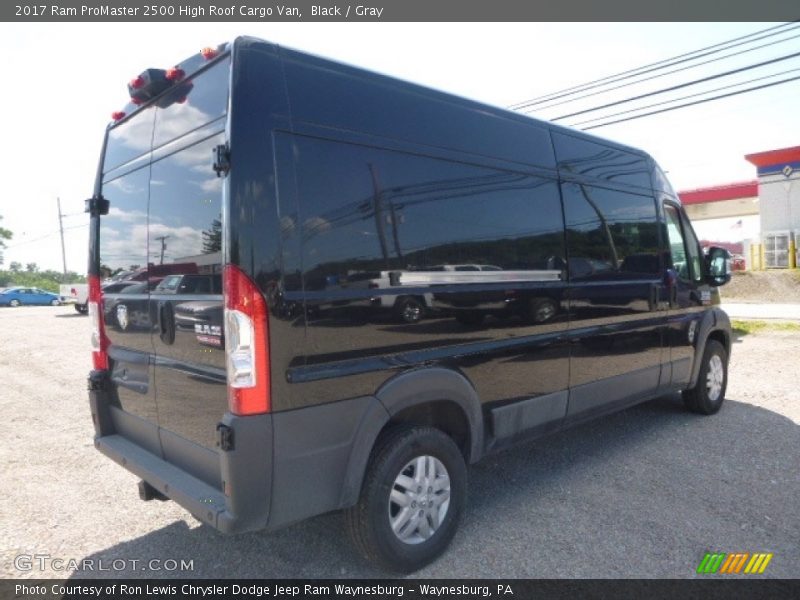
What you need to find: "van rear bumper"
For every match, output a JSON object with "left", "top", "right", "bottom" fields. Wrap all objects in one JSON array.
[{"left": 88, "top": 370, "right": 272, "bottom": 534}]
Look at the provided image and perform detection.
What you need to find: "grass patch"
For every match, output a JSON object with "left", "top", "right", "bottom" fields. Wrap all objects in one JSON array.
[{"left": 731, "top": 319, "right": 800, "bottom": 336}]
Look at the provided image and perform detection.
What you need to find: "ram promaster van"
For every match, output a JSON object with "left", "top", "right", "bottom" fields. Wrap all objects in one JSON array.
[{"left": 86, "top": 38, "right": 733, "bottom": 572}]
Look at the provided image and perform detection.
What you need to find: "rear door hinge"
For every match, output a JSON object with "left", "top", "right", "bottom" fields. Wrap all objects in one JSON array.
[
  {"left": 216, "top": 423, "right": 234, "bottom": 451},
  {"left": 213, "top": 143, "right": 230, "bottom": 178},
  {"left": 84, "top": 195, "right": 110, "bottom": 216}
]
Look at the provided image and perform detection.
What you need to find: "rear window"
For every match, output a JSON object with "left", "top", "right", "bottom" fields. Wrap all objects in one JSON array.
[{"left": 99, "top": 56, "right": 230, "bottom": 276}]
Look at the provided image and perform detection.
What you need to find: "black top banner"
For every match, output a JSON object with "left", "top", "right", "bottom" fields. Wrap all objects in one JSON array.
[{"left": 3, "top": 0, "right": 800, "bottom": 22}]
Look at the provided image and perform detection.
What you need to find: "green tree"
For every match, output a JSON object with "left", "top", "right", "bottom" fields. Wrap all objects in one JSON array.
[
  {"left": 26, "top": 262, "right": 38, "bottom": 273},
  {"left": 202, "top": 217, "right": 222, "bottom": 254},
  {"left": 9, "top": 261, "right": 21, "bottom": 273},
  {"left": 0, "top": 215, "right": 12, "bottom": 266}
]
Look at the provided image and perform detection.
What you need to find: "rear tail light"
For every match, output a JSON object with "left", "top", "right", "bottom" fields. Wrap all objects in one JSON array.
[
  {"left": 224, "top": 265, "right": 270, "bottom": 415},
  {"left": 88, "top": 275, "right": 109, "bottom": 370}
]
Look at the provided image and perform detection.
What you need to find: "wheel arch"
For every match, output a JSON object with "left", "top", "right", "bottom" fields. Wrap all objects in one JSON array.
[
  {"left": 338, "top": 367, "right": 484, "bottom": 509},
  {"left": 688, "top": 307, "right": 731, "bottom": 389},
  {"left": 375, "top": 367, "right": 483, "bottom": 465}
]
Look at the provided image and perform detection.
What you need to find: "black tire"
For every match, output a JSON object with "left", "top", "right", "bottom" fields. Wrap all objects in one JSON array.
[
  {"left": 683, "top": 339, "right": 728, "bottom": 415},
  {"left": 75, "top": 303, "right": 88, "bottom": 315},
  {"left": 346, "top": 425, "right": 467, "bottom": 573},
  {"left": 528, "top": 297, "right": 558, "bottom": 323},
  {"left": 396, "top": 297, "right": 424, "bottom": 324},
  {"left": 9, "top": 299, "right": 20, "bottom": 307}
]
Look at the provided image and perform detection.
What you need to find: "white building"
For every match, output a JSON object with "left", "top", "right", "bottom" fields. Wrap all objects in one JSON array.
[
  {"left": 744, "top": 145, "right": 800, "bottom": 268},
  {"left": 678, "top": 145, "right": 800, "bottom": 269}
]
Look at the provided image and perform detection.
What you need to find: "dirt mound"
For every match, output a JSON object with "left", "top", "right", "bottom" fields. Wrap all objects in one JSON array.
[{"left": 721, "top": 270, "right": 800, "bottom": 303}]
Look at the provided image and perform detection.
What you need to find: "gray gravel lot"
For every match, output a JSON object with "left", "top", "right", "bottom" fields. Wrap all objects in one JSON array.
[{"left": 1, "top": 305, "right": 798, "bottom": 579}]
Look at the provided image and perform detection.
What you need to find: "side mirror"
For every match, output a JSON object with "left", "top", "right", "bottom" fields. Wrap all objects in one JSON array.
[{"left": 706, "top": 246, "right": 732, "bottom": 286}]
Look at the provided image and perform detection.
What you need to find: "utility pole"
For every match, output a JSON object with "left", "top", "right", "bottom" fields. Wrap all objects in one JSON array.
[
  {"left": 368, "top": 164, "right": 390, "bottom": 265},
  {"left": 154, "top": 235, "right": 169, "bottom": 264},
  {"left": 57, "top": 197, "right": 67, "bottom": 275}
]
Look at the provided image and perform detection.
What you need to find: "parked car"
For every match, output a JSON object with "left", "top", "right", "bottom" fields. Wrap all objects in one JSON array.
[
  {"left": 85, "top": 38, "right": 733, "bottom": 574},
  {"left": 730, "top": 254, "right": 746, "bottom": 271},
  {"left": 59, "top": 283, "right": 89, "bottom": 314},
  {"left": 153, "top": 273, "right": 222, "bottom": 295},
  {"left": 342, "top": 270, "right": 433, "bottom": 324},
  {"left": 1, "top": 287, "right": 61, "bottom": 307}
]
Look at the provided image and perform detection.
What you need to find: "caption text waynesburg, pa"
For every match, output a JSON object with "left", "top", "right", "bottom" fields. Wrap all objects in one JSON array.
[{"left": 16, "top": 583, "right": 512, "bottom": 598}]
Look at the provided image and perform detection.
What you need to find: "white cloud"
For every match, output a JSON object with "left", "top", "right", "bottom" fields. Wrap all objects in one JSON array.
[{"left": 3, "top": 22, "right": 795, "bottom": 272}]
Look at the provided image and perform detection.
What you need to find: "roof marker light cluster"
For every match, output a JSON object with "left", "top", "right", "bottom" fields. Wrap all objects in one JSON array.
[{"left": 110, "top": 44, "right": 222, "bottom": 122}]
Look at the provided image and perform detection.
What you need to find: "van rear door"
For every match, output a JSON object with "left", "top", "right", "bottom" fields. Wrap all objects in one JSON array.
[
  {"left": 98, "top": 110, "right": 160, "bottom": 456},
  {"left": 145, "top": 56, "right": 230, "bottom": 487},
  {"left": 96, "top": 52, "right": 231, "bottom": 480}
]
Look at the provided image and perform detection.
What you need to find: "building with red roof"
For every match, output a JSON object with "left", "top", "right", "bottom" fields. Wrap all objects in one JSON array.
[{"left": 678, "top": 145, "right": 800, "bottom": 269}]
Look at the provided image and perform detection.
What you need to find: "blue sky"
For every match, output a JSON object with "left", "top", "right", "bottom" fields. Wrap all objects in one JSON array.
[{"left": 1, "top": 22, "right": 798, "bottom": 271}]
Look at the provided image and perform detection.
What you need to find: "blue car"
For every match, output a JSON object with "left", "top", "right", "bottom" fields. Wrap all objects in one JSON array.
[{"left": 0, "top": 287, "right": 61, "bottom": 307}]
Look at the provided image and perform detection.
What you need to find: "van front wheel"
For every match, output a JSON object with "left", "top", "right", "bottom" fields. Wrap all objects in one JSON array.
[
  {"left": 683, "top": 339, "right": 728, "bottom": 415},
  {"left": 346, "top": 425, "right": 467, "bottom": 573}
]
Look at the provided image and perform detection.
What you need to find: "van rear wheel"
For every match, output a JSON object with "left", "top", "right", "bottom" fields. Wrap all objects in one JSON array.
[
  {"left": 346, "top": 425, "right": 467, "bottom": 573},
  {"left": 683, "top": 339, "right": 728, "bottom": 415}
]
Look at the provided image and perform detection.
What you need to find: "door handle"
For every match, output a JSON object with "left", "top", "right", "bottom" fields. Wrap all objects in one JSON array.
[
  {"left": 664, "top": 269, "right": 678, "bottom": 309},
  {"left": 157, "top": 302, "right": 175, "bottom": 345}
]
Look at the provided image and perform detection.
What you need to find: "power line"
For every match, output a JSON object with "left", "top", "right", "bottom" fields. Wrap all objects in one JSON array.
[
  {"left": 525, "top": 30, "right": 800, "bottom": 114},
  {"left": 552, "top": 50, "right": 800, "bottom": 121},
  {"left": 4, "top": 223, "right": 88, "bottom": 249},
  {"left": 581, "top": 73, "right": 800, "bottom": 131},
  {"left": 568, "top": 66, "right": 800, "bottom": 127},
  {"left": 509, "top": 22, "right": 798, "bottom": 110}
]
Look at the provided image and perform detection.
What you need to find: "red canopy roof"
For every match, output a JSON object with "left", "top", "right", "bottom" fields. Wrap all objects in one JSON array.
[{"left": 678, "top": 181, "right": 758, "bottom": 205}]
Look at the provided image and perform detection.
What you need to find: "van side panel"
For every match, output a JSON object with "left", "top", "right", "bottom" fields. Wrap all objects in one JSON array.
[
  {"left": 279, "top": 47, "right": 557, "bottom": 171},
  {"left": 273, "top": 136, "right": 571, "bottom": 421}
]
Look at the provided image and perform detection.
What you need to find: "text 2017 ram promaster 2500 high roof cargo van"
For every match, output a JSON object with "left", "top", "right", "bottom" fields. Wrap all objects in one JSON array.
[{"left": 86, "top": 37, "right": 733, "bottom": 572}]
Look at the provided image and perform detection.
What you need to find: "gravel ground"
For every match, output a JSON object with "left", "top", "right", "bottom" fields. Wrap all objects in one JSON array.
[
  {"left": 722, "top": 270, "right": 800, "bottom": 303},
  {"left": 1, "top": 305, "right": 798, "bottom": 579}
]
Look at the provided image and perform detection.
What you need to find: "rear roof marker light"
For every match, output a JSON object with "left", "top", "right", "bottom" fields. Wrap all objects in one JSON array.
[
  {"left": 201, "top": 47, "right": 218, "bottom": 60},
  {"left": 111, "top": 111, "right": 126, "bottom": 121},
  {"left": 165, "top": 67, "right": 185, "bottom": 81},
  {"left": 129, "top": 75, "right": 145, "bottom": 89}
]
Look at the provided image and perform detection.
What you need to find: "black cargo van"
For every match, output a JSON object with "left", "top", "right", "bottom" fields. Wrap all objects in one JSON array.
[{"left": 86, "top": 37, "right": 732, "bottom": 572}]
